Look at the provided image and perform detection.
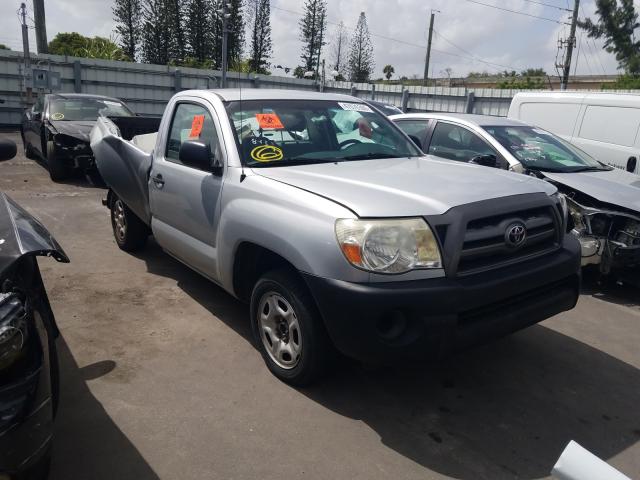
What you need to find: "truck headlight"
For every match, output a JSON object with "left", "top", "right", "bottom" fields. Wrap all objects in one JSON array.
[{"left": 335, "top": 218, "right": 442, "bottom": 274}]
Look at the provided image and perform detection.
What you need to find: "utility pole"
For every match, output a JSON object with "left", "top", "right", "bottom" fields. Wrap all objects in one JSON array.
[
  {"left": 20, "top": 2, "right": 32, "bottom": 103},
  {"left": 33, "top": 0, "right": 48, "bottom": 54},
  {"left": 220, "top": 2, "right": 231, "bottom": 88},
  {"left": 561, "top": 0, "right": 580, "bottom": 91},
  {"left": 423, "top": 11, "right": 436, "bottom": 87}
]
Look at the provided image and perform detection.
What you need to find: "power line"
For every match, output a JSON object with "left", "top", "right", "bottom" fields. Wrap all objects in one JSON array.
[
  {"left": 461, "top": 0, "right": 571, "bottom": 24},
  {"left": 433, "top": 30, "right": 522, "bottom": 72},
  {"left": 520, "top": 0, "right": 572, "bottom": 11}
]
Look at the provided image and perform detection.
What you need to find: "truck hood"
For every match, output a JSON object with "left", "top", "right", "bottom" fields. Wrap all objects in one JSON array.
[
  {"left": 252, "top": 156, "right": 557, "bottom": 217},
  {"left": 542, "top": 169, "right": 640, "bottom": 213},
  {"left": 0, "top": 192, "right": 69, "bottom": 276},
  {"left": 49, "top": 120, "right": 96, "bottom": 142}
]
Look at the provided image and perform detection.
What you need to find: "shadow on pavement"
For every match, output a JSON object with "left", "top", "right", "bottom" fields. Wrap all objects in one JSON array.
[
  {"left": 50, "top": 337, "right": 159, "bottom": 480},
  {"left": 581, "top": 268, "right": 639, "bottom": 309},
  {"left": 138, "top": 240, "right": 640, "bottom": 480}
]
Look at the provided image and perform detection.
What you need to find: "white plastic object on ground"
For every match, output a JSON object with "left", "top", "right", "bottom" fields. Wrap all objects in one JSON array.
[{"left": 551, "top": 441, "right": 631, "bottom": 480}]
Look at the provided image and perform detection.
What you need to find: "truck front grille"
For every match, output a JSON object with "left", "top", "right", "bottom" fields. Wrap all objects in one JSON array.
[{"left": 457, "top": 206, "right": 559, "bottom": 275}]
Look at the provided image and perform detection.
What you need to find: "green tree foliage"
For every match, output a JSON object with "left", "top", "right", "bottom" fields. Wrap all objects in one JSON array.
[
  {"left": 166, "top": 0, "right": 187, "bottom": 62},
  {"left": 112, "top": 0, "right": 142, "bottom": 60},
  {"left": 298, "top": 0, "right": 327, "bottom": 79},
  {"left": 383, "top": 64, "right": 395, "bottom": 80},
  {"left": 329, "top": 21, "right": 347, "bottom": 78},
  {"left": 141, "top": 0, "right": 171, "bottom": 64},
  {"left": 0, "top": 44, "right": 11, "bottom": 50},
  {"left": 497, "top": 76, "right": 546, "bottom": 89},
  {"left": 226, "top": 0, "right": 245, "bottom": 67},
  {"left": 580, "top": 0, "right": 640, "bottom": 75},
  {"left": 48, "top": 32, "right": 128, "bottom": 60},
  {"left": 520, "top": 68, "right": 547, "bottom": 77},
  {"left": 186, "top": 0, "right": 214, "bottom": 64},
  {"left": 603, "top": 73, "right": 640, "bottom": 89},
  {"left": 248, "top": 0, "right": 272, "bottom": 74},
  {"left": 347, "top": 12, "right": 374, "bottom": 83}
]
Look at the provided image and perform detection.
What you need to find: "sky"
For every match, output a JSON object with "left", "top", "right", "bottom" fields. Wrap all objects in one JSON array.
[{"left": 0, "top": 0, "right": 621, "bottom": 79}]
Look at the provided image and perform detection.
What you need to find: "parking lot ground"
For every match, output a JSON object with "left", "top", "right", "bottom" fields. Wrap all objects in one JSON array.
[{"left": 1, "top": 130, "right": 639, "bottom": 480}]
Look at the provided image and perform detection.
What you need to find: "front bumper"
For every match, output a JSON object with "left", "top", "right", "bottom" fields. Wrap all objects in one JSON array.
[
  {"left": 304, "top": 237, "right": 581, "bottom": 363},
  {"left": 52, "top": 138, "right": 94, "bottom": 170}
]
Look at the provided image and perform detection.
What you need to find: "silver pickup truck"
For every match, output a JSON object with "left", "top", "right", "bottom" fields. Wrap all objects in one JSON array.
[{"left": 91, "top": 89, "right": 581, "bottom": 385}]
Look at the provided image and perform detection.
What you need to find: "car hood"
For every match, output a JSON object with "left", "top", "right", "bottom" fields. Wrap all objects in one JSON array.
[
  {"left": 49, "top": 120, "right": 96, "bottom": 142},
  {"left": 542, "top": 169, "right": 640, "bottom": 212},
  {"left": 252, "top": 156, "right": 557, "bottom": 217},
  {"left": 0, "top": 192, "right": 69, "bottom": 276}
]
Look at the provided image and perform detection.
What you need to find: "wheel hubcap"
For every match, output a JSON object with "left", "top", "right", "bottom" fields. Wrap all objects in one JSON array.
[
  {"left": 257, "top": 293, "right": 302, "bottom": 369},
  {"left": 113, "top": 200, "right": 127, "bottom": 241}
]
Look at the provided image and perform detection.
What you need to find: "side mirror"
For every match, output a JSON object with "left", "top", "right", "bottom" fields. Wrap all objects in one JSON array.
[
  {"left": 0, "top": 139, "right": 17, "bottom": 162},
  {"left": 179, "top": 140, "right": 222, "bottom": 174},
  {"left": 469, "top": 154, "right": 498, "bottom": 168},
  {"left": 627, "top": 156, "right": 637, "bottom": 173},
  {"left": 407, "top": 135, "right": 423, "bottom": 150}
]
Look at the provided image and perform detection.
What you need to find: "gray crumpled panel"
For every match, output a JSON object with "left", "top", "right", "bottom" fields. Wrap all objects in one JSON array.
[{"left": 90, "top": 117, "right": 153, "bottom": 225}]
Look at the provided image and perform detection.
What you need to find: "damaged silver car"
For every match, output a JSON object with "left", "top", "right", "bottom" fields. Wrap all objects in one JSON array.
[{"left": 391, "top": 113, "right": 640, "bottom": 285}]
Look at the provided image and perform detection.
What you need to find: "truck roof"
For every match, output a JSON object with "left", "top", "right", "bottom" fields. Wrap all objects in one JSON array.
[{"left": 184, "top": 88, "right": 361, "bottom": 103}]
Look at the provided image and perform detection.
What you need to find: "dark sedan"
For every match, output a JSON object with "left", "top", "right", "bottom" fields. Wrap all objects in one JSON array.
[
  {"left": 21, "top": 93, "right": 135, "bottom": 182},
  {"left": 0, "top": 139, "right": 69, "bottom": 479}
]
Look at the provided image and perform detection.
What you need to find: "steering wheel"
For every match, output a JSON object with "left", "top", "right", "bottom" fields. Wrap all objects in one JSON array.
[{"left": 339, "top": 139, "right": 363, "bottom": 150}]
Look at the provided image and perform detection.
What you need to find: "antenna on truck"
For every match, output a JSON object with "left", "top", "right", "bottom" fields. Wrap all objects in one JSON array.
[{"left": 239, "top": 69, "right": 247, "bottom": 183}]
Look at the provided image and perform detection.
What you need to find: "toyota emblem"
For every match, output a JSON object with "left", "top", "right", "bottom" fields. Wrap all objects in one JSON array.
[{"left": 505, "top": 223, "right": 527, "bottom": 248}]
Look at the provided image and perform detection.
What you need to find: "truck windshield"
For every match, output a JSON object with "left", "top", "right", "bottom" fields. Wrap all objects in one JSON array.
[
  {"left": 225, "top": 99, "right": 422, "bottom": 167},
  {"left": 484, "top": 125, "right": 611, "bottom": 173},
  {"left": 49, "top": 97, "right": 134, "bottom": 121}
]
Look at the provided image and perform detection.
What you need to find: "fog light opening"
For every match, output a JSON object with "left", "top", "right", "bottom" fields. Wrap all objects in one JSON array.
[{"left": 376, "top": 310, "right": 408, "bottom": 341}]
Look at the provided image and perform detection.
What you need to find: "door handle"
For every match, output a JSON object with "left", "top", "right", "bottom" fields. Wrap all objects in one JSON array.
[{"left": 152, "top": 174, "right": 165, "bottom": 188}]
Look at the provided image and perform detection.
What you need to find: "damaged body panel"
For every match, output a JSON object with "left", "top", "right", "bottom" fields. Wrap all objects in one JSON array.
[
  {"left": 0, "top": 189, "right": 68, "bottom": 477},
  {"left": 20, "top": 93, "right": 137, "bottom": 182}
]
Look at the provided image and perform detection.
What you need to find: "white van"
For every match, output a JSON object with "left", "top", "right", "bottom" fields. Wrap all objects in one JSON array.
[{"left": 508, "top": 92, "right": 640, "bottom": 174}]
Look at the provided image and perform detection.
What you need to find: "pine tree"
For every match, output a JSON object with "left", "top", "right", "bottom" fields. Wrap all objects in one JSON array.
[
  {"left": 298, "top": 0, "right": 327, "bottom": 78},
  {"left": 330, "top": 21, "right": 347, "bottom": 79},
  {"left": 227, "top": 0, "right": 245, "bottom": 68},
  {"left": 347, "top": 12, "right": 374, "bottom": 83},
  {"left": 166, "top": 0, "right": 186, "bottom": 63},
  {"left": 248, "top": 0, "right": 272, "bottom": 74},
  {"left": 141, "top": 0, "right": 170, "bottom": 64},
  {"left": 580, "top": 0, "right": 640, "bottom": 75},
  {"left": 113, "top": 0, "right": 142, "bottom": 61},
  {"left": 186, "top": 0, "right": 214, "bottom": 64}
]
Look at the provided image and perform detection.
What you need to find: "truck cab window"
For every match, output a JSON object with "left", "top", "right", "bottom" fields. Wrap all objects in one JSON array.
[{"left": 166, "top": 103, "right": 221, "bottom": 166}]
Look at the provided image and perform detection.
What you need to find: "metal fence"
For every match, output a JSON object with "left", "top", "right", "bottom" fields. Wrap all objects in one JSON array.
[{"left": 0, "top": 49, "right": 543, "bottom": 126}]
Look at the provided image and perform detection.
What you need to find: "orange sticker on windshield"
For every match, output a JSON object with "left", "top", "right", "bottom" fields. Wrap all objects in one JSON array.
[
  {"left": 190, "top": 114, "right": 205, "bottom": 138},
  {"left": 256, "top": 113, "right": 284, "bottom": 130}
]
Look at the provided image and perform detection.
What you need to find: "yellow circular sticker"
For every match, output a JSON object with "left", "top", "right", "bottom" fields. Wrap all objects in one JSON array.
[
  {"left": 51, "top": 112, "right": 64, "bottom": 120},
  {"left": 250, "top": 145, "right": 283, "bottom": 162}
]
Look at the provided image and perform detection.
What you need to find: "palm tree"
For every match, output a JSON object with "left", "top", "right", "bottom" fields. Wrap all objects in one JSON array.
[{"left": 383, "top": 64, "right": 395, "bottom": 81}]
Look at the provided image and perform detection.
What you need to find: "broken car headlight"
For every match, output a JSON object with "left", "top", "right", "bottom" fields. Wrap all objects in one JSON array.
[
  {"left": 566, "top": 198, "right": 587, "bottom": 234},
  {"left": 552, "top": 192, "right": 571, "bottom": 233},
  {"left": 0, "top": 292, "right": 29, "bottom": 373},
  {"left": 335, "top": 218, "right": 442, "bottom": 274}
]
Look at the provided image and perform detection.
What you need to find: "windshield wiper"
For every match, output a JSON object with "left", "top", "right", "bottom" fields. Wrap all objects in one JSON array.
[
  {"left": 523, "top": 165, "right": 568, "bottom": 173},
  {"left": 568, "top": 166, "right": 613, "bottom": 173},
  {"left": 340, "top": 152, "right": 399, "bottom": 161},
  {"left": 250, "top": 157, "right": 337, "bottom": 167}
]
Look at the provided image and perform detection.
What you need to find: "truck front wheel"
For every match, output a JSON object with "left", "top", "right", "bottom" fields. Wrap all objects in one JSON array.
[
  {"left": 110, "top": 196, "right": 149, "bottom": 252},
  {"left": 46, "top": 141, "right": 70, "bottom": 182},
  {"left": 250, "top": 269, "right": 333, "bottom": 386}
]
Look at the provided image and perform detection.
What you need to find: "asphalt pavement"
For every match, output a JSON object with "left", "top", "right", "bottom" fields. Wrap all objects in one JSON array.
[{"left": 1, "top": 131, "right": 638, "bottom": 480}]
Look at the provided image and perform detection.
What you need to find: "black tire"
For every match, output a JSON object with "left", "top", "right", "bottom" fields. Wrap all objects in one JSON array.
[
  {"left": 22, "top": 134, "right": 36, "bottom": 159},
  {"left": 250, "top": 268, "right": 334, "bottom": 386},
  {"left": 110, "top": 195, "right": 149, "bottom": 252},
  {"left": 46, "top": 141, "right": 70, "bottom": 182},
  {"left": 49, "top": 334, "right": 60, "bottom": 419}
]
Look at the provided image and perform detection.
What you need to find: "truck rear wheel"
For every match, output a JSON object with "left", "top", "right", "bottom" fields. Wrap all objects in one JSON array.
[
  {"left": 110, "top": 196, "right": 149, "bottom": 252},
  {"left": 250, "top": 269, "right": 333, "bottom": 386}
]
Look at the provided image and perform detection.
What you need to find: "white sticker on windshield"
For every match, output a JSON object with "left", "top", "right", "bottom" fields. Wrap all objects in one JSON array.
[
  {"left": 338, "top": 102, "right": 373, "bottom": 113},
  {"left": 102, "top": 100, "right": 121, "bottom": 106}
]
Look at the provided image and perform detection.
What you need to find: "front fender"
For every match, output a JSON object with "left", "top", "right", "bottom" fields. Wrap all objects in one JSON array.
[{"left": 0, "top": 192, "right": 69, "bottom": 277}]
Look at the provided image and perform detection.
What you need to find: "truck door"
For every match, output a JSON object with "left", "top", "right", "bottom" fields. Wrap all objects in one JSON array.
[{"left": 149, "top": 100, "right": 226, "bottom": 281}]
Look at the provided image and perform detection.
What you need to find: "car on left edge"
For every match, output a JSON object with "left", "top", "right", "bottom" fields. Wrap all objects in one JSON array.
[
  {"left": 21, "top": 93, "right": 136, "bottom": 182},
  {"left": 0, "top": 138, "right": 69, "bottom": 479}
]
